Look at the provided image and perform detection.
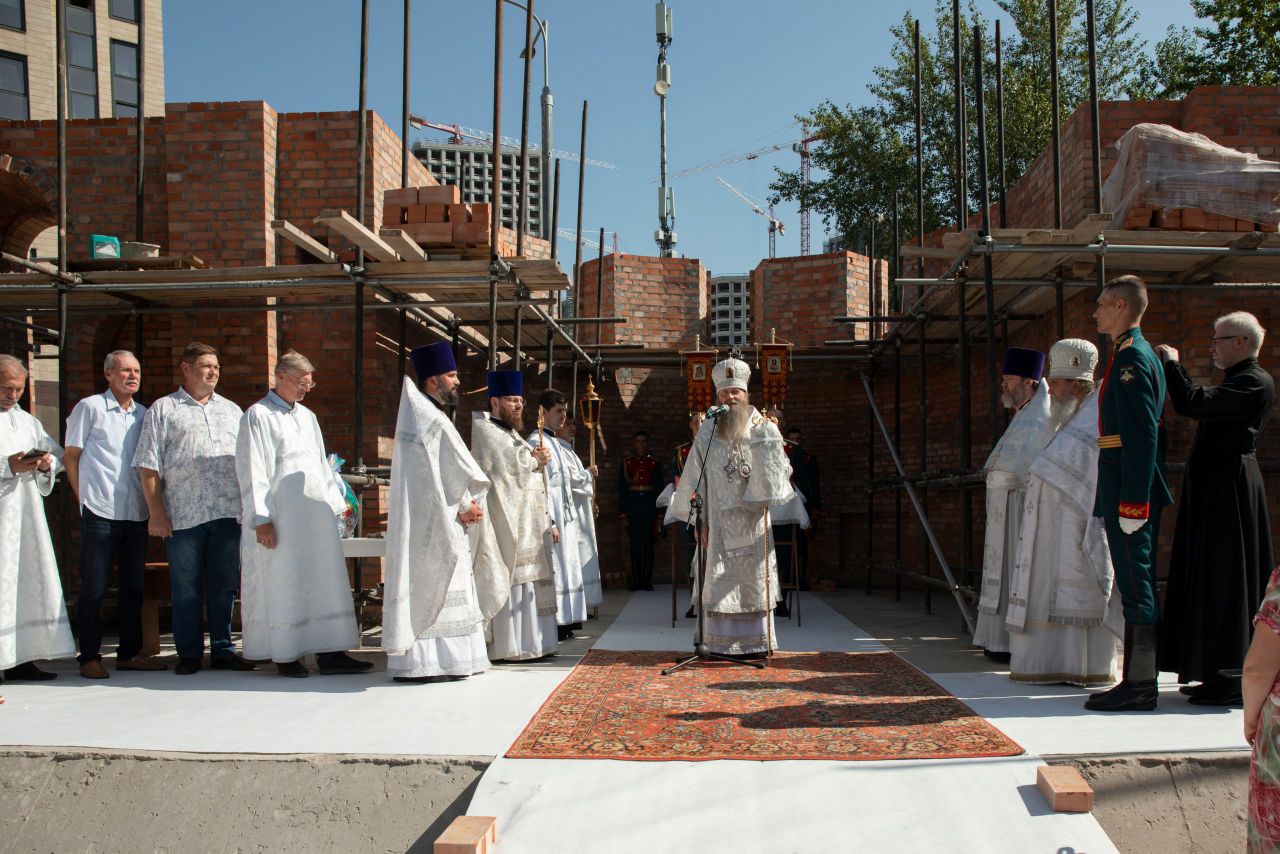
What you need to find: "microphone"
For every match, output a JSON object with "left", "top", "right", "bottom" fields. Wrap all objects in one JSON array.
[{"left": 706, "top": 404, "right": 729, "bottom": 419}]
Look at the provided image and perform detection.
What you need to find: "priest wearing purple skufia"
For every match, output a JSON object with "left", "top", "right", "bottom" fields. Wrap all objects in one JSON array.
[
  {"left": 383, "top": 342, "right": 493, "bottom": 684},
  {"left": 973, "top": 347, "right": 1054, "bottom": 661}
]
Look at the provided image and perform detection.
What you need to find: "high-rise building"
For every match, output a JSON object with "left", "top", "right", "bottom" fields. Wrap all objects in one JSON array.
[
  {"left": 410, "top": 139, "right": 542, "bottom": 236},
  {"left": 709, "top": 275, "right": 750, "bottom": 347},
  {"left": 0, "top": 0, "right": 164, "bottom": 121}
]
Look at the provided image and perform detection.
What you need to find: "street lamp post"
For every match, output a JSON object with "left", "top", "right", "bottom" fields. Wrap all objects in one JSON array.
[{"left": 654, "top": 2, "right": 676, "bottom": 257}]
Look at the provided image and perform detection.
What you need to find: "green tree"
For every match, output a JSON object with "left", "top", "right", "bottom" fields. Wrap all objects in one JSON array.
[
  {"left": 1144, "top": 1, "right": 1280, "bottom": 98},
  {"left": 771, "top": 0, "right": 1147, "bottom": 257}
]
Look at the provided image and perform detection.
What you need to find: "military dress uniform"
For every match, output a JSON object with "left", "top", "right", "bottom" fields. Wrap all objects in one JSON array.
[
  {"left": 783, "top": 439, "right": 821, "bottom": 590},
  {"left": 1086, "top": 326, "right": 1173, "bottom": 712},
  {"left": 619, "top": 453, "right": 663, "bottom": 590}
]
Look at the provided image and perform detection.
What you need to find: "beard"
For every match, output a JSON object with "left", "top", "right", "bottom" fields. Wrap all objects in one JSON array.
[
  {"left": 504, "top": 409, "right": 525, "bottom": 432},
  {"left": 437, "top": 386, "right": 460, "bottom": 406},
  {"left": 714, "top": 401, "right": 752, "bottom": 442},
  {"left": 1048, "top": 396, "right": 1080, "bottom": 433}
]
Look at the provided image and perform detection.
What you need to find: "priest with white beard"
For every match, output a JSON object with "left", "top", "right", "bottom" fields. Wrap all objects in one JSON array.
[
  {"left": 665, "top": 355, "right": 795, "bottom": 658},
  {"left": 1007, "top": 339, "right": 1120, "bottom": 687},
  {"left": 382, "top": 342, "right": 493, "bottom": 683},
  {"left": 555, "top": 415, "right": 603, "bottom": 610},
  {"left": 974, "top": 347, "right": 1054, "bottom": 661},
  {"left": 529, "top": 390, "right": 594, "bottom": 639},
  {"left": 471, "top": 370, "right": 559, "bottom": 662},
  {"left": 0, "top": 353, "right": 73, "bottom": 698},
  {"left": 235, "top": 350, "right": 372, "bottom": 678}
]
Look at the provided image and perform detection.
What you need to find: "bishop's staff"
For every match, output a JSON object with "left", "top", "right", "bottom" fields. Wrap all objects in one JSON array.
[{"left": 577, "top": 378, "right": 603, "bottom": 516}]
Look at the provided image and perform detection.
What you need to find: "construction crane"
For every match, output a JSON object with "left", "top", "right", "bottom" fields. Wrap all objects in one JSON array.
[
  {"left": 556, "top": 228, "right": 619, "bottom": 255},
  {"left": 408, "top": 115, "right": 618, "bottom": 170},
  {"left": 715, "top": 177, "right": 785, "bottom": 259}
]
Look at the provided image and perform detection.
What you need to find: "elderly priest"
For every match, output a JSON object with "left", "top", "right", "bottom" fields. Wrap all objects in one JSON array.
[{"left": 383, "top": 342, "right": 494, "bottom": 683}]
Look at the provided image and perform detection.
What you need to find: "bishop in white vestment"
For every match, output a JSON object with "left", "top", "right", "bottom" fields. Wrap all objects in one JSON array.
[
  {"left": 974, "top": 348, "right": 1054, "bottom": 659},
  {"left": 529, "top": 390, "right": 588, "bottom": 631},
  {"left": 383, "top": 343, "right": 493, "bottom": 683},
  {"left": 1007, "top": 339, "right": 1120, "bottom": 686},
  {"left": 235, "top": 351, "right": 370, "bottom": 678},
  {"left": 665, "top": 356, "right": 794, "bottom": 656},
  {"left": 472, "top": 370, "right": 559, "bottom": 662},
  {"left": 0, "top": 354, "right": 73, "bottom": 687}
]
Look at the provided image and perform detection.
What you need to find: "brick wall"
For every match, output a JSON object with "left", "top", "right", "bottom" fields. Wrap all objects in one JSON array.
[
  {"left": 749, "top": 252, "right": 888, "bottom": 347},
  {"left": 577, "top": 254, "right": 707, "bottom": 348}
]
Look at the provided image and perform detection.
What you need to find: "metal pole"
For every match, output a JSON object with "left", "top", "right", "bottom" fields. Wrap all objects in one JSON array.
[
  {"left": 401, "top": 0, "right": 411, "bottom": 187},
  {"left": 892, "top": 192, "right": 900, "bottom": 313},
  {"left": 914, "top": 19, "right": 924, "bottom": 278},
  {"left": 865, "top": 375, "right": 875, "bottom": 593},
  {"left": 1085, "top": 0, "right": 1106, "bottom": 304},
  {"left": 869, "top": 217, "right": 877, "bottom": 342},
  {"left": 952, "top": 0, "right": 966, "bottom": 228},
  {"left": 397, "top": 303, "right": 407, "bottom": 387},
  {"left": 1056, "top": 275, "right": 1066, "bottom": 338},
  {"left": 995, "top": 19, "right": 1006, "bottom": 229},
  {"left": 974, "top": 25, "right": 1000, "bottom": 451},
  {"left": 893, "top": 340, "right": 903, "bottom": 581},
  {"left": 354, "top": 0, "right": 369, "bottom": 475},
  {"left": 134, "top": 0, "right": 145, "bottom": 242},
  {"left": 916, "top": 318, "right": 927, "bottom": 605},
  {"left": 540, "top": 22, "right": 553, "bottom": 240},
  {"left": 595, "top": 227, "right": 605, "bottom": 362},
  {"left": 956, "top": 274, "right": 972, "bottom": 599},
  {"left": 572, "top": 101, "right": 587, "bottom": 318},
  {"left": 550, "top": 159, "right": 561, "bottom": 262},
  {"left": 488, "top": 0, "right": 503, "bottom": 370},
  {"left": 1049, "top": 0, "right": 1062, "bottom": 229},
  {"left": 516, "top": 0, "right": 533, "bottom": 258},
  {"left": 56, "top": 0, "right": 66, "bottom": 274}
]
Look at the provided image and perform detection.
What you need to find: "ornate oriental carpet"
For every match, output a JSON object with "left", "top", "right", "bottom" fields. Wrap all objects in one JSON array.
[{"left": 506, "top": 650, "right": 1023, "bottom": 761}]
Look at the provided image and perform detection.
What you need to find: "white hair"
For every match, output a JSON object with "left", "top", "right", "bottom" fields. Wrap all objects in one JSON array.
[
  {"left": 0, "top": 353, "right": 27, "bottom": 378},
  {"left": 274, "top": 349, "right": 315, "bottom": 376},
  {"left": 1215, "top": 311, "right": 1265, "bottom": 355},
  {"left": 104, "top": 349, "right": 137, "bottom": 372}
]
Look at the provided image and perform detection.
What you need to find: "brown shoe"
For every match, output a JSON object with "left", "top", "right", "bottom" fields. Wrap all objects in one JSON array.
[
  {"left": 117, "top": 655, "right": 168, "bottom": 672},
  {"left": 79, "top": 660, "right": 110, "bottom": 679}
]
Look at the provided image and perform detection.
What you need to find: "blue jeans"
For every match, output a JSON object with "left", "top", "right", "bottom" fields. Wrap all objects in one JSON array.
[
  {"left": 76, "top": 508, "right": 148, "bottom": 663},
  {"left": 165, "top": 517, "right": 241, "bottom": 661}
]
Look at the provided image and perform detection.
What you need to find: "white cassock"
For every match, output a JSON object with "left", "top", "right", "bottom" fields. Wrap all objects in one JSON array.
[
  {"left": 973, "top": 380, "right": 1054, "bottom": 654},
  {"left": 471, "top": 413, "right": 557, "bottom": 661},
  {"left": 235, "top": 393, "right": 358, "bottom": 663},
  {"left": 1006, "top": 391, "right": 1121, "bottom": 686},
  {"left": 665, "top": 408, "right": 794, "bottom": 654},
  {"left": 0, "top": 406, "right": 74, "bottom": 670},
  {"left": 383, "top": 380, "right": 493, "bottom": 679},
  {"left": 528, "top": 429, "right": 587, "bottom": 625},
  {"left": 558, "top": 436, "right": 603, "bottom": 608}
]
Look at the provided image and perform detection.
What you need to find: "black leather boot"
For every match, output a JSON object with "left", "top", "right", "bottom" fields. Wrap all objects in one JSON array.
[{"left": 1084, "top": 623, "right": 1158, "bottom": 712}]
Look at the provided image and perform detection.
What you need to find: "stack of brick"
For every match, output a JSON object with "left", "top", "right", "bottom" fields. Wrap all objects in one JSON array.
[
  {"left": 1118, "top": 205, "right": 1277, "bottom": 232},
  {"left": 381, "top": 185, "right": 492, "bottom": 246}
]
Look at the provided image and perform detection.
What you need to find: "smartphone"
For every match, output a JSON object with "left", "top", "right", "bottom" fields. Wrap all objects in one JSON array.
[{"left": 21, "top": 447, "right": 45, "bottom": 459}]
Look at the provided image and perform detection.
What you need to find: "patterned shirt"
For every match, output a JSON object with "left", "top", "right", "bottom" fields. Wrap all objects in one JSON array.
[{"left": 132, "top": 386, "right": 243, "bottom": 530}]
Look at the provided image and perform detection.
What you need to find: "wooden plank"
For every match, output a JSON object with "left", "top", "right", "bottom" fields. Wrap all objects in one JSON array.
[
  {"left": 272, "top": 219, "right": 339, "bottom": 263},
  {"left": 899, "top": 245, "right": 957, "bottom": 260},
  {"left": 378, "top": 228, "right": 429, "bottom": 262},
  {"left": 78, "top": 263, "right": 346, "bottom": 285},
  {"left": 315, "top": 209, "right": 401, "bottom": 263},
  {"left": 1173, "top": 230, "right": 1266, "bottom": 283}
]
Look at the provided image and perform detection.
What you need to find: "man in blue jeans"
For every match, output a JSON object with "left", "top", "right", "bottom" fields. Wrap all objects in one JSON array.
[
  {"left": 133, "top": 342, "right": 254, "bottom": 676},
  {"left": 65, "top": 350, "right": 166, "bottom": 678}
]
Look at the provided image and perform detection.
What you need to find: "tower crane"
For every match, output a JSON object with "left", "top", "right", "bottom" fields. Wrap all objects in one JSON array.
[
  {"left": 556, "top": 228, "right": 619, "bottom": 255},
  {"left": 716, "top": 177, "right": 785, "bottom": 259},
  {"left": 408, "top": 115, "right": 618, "bottom": 170}
]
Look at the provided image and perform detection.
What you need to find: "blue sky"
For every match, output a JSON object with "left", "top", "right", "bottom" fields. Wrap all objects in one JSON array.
[{"left": 163, "top": 0, "right": 1200, "bottom": 276}]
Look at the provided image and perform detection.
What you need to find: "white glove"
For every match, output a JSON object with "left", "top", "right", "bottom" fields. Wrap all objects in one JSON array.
[{"left": 1118, "top": 517, "right": 1146, "bottom": 535}]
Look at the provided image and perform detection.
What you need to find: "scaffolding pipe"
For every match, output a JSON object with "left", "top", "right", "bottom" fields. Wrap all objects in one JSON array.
[
  {"left": 951, "top": 0, "right": 965, "bottom": 229},
  {"left": 572, "top": 101, "right": 588, "bottom": 317},
  {"left": 914, "top": 18, "right": 924, "bottom": 279},
  {"left": 917, "top": 317, "right": 929, "bottom": 606},
  {"left": 1049, "top": 0, "right": 1062, "bottom": 229},
  {"left": 995, "top": 19, "right": 1006, "bottom": 230},
  {"left": 893, "top": 340, "right": 903, "bottom": 588},
  {"left": 974, "top": 25, "right": 1000, "bottom": 451},
  {"left": 135, "top": 0, "right": 146, "bottom": 242},
  {"left": 516, "top": 0, "right": 533, "bottom": 258},
  {"left": 354, "top": 0, "right": 370, "bottom": 484},
  {"left": 892, "top": 192, "right": 900, "bottom": 312},
  {"left": 594, "top": 227, "right": 605, "bottom": 362},
  {"left": 488, "top": 0, "right": 504, "bottom": 371},
  {"left": 862, "top": 373, "right": 975, "bottom": 633},
  {"left": 864, "top": 375, "right": 875, "bottom": 593},
  {"left": 401, "top": 0, "right": 411, "bottom": 187}
]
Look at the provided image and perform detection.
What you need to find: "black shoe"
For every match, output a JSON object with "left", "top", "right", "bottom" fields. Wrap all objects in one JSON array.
[
  {"left": 1179, "top": 683, "right": 1209, "bottom": 697},
  {"left": 1187, "top": 685, "right": 1243, "bottom": 706},
  {"left": 393, "top": 674, "right": 453, "bottom": 684},
  {"left": 276, "top": 660, "right": 309, "bottom": 678},
  {"left": 557, "top": 626, "right": 574, "bottom": 641},
  {"left": 4, "top": 662, "right": 58, "bottom": 681},
  {"left": 1084, "top": 679, "right": 1158, "bottom": 711},
  {"left": 982, "top": 649, "right": 1012, "bottom": 664},
  {"left": 684, "top": 606, "right": 696, "bottom": 619},
  {"left": 1085, "top": 623, "right": 1158, "bottom": 712},
  {"left": 316, "top": 651, "right": 374, "bottom": 675},
  {"left": 211, "top": 653, "right": 256, "bottom": 672},
  {"left": 174, "top": 657, "right": 202, "bottom": 676},
  {"left": 775, "top": 603, "right": 791, "bottom": 618}
]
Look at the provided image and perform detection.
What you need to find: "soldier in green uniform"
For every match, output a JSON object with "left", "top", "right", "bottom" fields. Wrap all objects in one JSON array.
[{"left": 1085, "top": 275, "right": 1173, "bottom": 712}]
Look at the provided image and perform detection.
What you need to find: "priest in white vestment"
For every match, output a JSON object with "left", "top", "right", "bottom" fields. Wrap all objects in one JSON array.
[
  {"left": 383, "top": 342, "right": 493, "bottom": 683},
  {"left": 529, "top": 390, "right": 591, "bottom": 637},
  {"left": 665, "top": 356, "right": 794, "bottom": 657},
  {"left": 1007, "top": 339, "right": 1120, "bottom": 686},
  {"left": 974, "top": 347, "right": 1054, "bottom": 660},
  {"left": 555, "top": 416, "right": 602, "bottom": 609},
  {"left": 235, "top": 350, "right": 371, "bottom": 678},
  {"left": 471, "top": 370, "right": 559, "bottom": 662},
  {"left": 0, "top": 353, "right": 73, "bottom": 694}
]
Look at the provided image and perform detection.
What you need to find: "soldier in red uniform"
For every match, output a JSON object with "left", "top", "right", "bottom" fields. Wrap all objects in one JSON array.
[{"left": 619, "top": 431, "right": 663, "bottom": 590}]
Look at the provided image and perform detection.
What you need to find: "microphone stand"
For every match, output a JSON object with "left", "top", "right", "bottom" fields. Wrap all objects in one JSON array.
[{"left": 664, "top": 413, "right": 765, "bottom": 675}]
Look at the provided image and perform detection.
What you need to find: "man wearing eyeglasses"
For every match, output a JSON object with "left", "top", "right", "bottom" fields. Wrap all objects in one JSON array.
[
  {"left": 1155, "top": 312, "right": 1275, "bottom": 706},
  {"left": 235, "top": 350, "right": 371, "bottom": 679}
]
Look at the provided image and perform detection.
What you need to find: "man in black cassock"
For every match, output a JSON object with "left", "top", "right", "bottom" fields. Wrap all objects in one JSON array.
[{"left": 1156, "top": 311, "right": 1275, "bottom": 706}]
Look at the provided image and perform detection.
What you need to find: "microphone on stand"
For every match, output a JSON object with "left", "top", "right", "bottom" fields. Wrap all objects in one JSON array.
[{"left": 706, "top": 404, "right": 729, "bottom": 419}]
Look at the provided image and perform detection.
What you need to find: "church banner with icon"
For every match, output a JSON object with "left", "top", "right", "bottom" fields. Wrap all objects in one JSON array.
[
  {"left": 758, "top": 342, "right": 791, "bottom": 410},
  {"left": 682, "top": 346, "right": 716, "bottom": 415}
]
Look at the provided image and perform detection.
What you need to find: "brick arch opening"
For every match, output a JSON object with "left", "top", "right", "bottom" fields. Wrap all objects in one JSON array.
[{"left": 0, "top": 154, "right": 57, "bottom": 260}]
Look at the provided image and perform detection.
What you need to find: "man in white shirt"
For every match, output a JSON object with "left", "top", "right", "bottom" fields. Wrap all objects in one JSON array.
[
  {"left": 133, "top": 342, "right": 253, "bottom": 676},
  {"left": 65, "top": 350, "right": 165, "bottom": 678}
]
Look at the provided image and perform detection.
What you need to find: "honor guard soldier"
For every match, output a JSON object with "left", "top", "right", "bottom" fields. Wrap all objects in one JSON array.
[
  {"left": 784, "top": 427, "right": 821, "bottom": 590},
  {"left": 1085, "top": 275, "right": 1173, "bottom": 713},
  {"left": 619, "top": 430, "right": 662, "bottom": 590}
]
